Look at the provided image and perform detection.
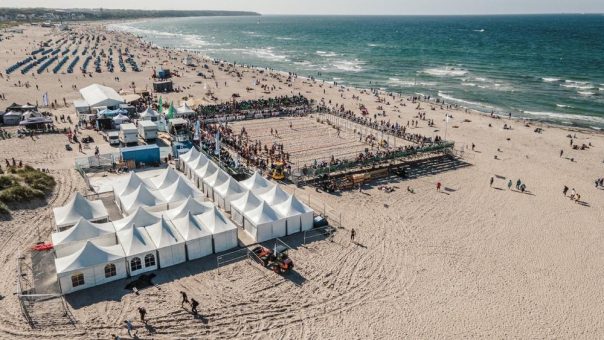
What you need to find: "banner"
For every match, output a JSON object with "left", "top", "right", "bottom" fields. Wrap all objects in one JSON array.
[
  {"left": 214, "top": 131, "right": 221, "bottom": 156},
  {"left": 42, "top": 92, "right": 49, "bottom": 107}
]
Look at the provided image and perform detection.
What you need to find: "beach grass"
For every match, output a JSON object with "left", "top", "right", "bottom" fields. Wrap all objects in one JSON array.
[{"left": 0, "top": 166, "right": 55, "bottom": 214}]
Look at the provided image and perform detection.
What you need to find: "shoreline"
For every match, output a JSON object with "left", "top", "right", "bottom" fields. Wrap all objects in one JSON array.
[{"left": 105, "top": 19, "right": 604, "bottom": 133}]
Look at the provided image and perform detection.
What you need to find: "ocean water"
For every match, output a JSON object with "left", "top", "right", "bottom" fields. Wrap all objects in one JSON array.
[{"left": 110, "top": 15, "right": 604, "bottom": 129}]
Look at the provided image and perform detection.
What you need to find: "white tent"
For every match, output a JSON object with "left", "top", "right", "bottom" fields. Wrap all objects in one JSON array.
[
  {"left": 53, "top": 192, "right": 109, "bottom": 231},
  {"left": 144, "top": 216, "right": 186, "bottom": 268},
  {"left": 239, "top": 172, "right": 276, "bottom": 194},
  {"left": 243, "top": 201, "right": 286, "bottom": 243},
  {"left": 113, "top": 206, "right": 161, "bottom": 232},
  {"left": 79, "top": 84, "right": 124, "bottom": 108},
  {"left": 22, "top": 111, "right": 43, "bottom": 120},
  {"left": 257, "top": 185, "right": 291, "bottom": 206},
  {"left": 202, "top": 169, "right": 229, "bottom": 199},
  {"left": 162, "top": 197, "right": 213, "bottom": 220},
  {"left": 178, "top": 147, "right": 199, "bottom": 171},
  {"left": 194, "top": 161, "right": 217, "bottom": 190},
  {"left": 213, "top": 177, "right": 244, "bottom": 211},
  {"left": 272, "top": 195, "right": 314, "bottom": 235},
  {"left": 52, "top": 218, "right": 117, "bottom": 258},
  {"left": 185, "top": 153, "right": 209, "bottom": 179},
  {"left": 172, "top": 212, "right": 213, "bottom": 260},
  {"left": 139, "top": 107, "right": 159, "bottom": 121},
  {"left": 114, "top": 172, "right": 145, "bottom": 198},
  {"left": 117, "top": 225, "right": 158, "bottom": 275},
  {"left": 229, "top": 190, "right": 262, "bottom": 226},
  {"left": 157, "top": 177, "right": 199, "bottom": 205},
  {"left": 176, "top": 103, "right": 195, "bottom": 117},
  {"left": 143, "top": 167, "right": 180, "bottom": 190},
  {"left": 55, "top": 240, "right": 127, "bottom": 294},
  {"left": 119, "top": 184, "right": 166, "bottom": 215},
  {"left": 112, "top": 113, "right": 129, "bottom": 126},
  {"left": 198, "top": 207, "right": 238, "bottom": 253}
]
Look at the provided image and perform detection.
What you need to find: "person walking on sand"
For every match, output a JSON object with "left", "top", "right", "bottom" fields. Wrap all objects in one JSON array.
[
  {"left": 138, "top": 307, "right": 147, "bottom": 323},
  {"left": 436, "top": 181, "right": 442, "bottom": 191},
  {"left": 124, "top": 320, "right": 134, "bottom": 337},
  {"left": 563, "top": 186, "right": 569, "bottom": 196},
  {"left": 516, "top": 179, "right": 521, "bottom": 190},
  {"left": 180, "top": 291, "right": 189, "bottom": 307},
  {"left": 560, "top": 149, "right": 564, "bottom": 158},
  {"left": 507, "top": 180, "right": 512, "bottom": 190},
  {"left": 191, "top": 298, "right": 199, "bottom": 316},
  {"left": 350, "top": 228, "right": 356, "bottom": 242},
  {"left": 490, "top": 177, "right": 494, "bottom": 187}
]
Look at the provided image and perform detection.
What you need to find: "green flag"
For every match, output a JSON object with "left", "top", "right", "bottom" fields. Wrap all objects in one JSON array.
[
  {"left": 158, "top": 96, "right": 163, "bottom": 113},
  {"left": 166, "top": 101, "right": 176, "bottom": 120}
]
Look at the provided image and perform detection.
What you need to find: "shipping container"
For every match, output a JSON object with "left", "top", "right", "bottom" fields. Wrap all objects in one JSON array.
[{"left": 121, "top": 144, "right": 160, "bottom": 166}]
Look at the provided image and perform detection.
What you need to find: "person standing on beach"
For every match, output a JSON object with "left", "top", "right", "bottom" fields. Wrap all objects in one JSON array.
[
  {"left": 180, "top": 291, "right": 189, "bottom": 307},
  {"left": 516, "top": 179, "right": 521, "bottom": 190},
  {"left": 560, "top": 150, "right": 564, "bottom": 158},
  {"left": 436, "top": 182, "right": 442, "bottom": 191},
  {"left": 507, "top": 180, "right": 512, "bottom": 190},
  {"left": 350, "top": 228, "right": 356, "bottom": 242},
  {"left": 124, "top": 320, "right": 134, "bottom": 337},
  {"left": 138, "top": 307, "right": 147, "bottom": 323},
  {"left": 563, "top": 186, "right": 569, "bottom": 196},
  {"left": 490, "top": 177, "right": 494, "bottom": 187}
]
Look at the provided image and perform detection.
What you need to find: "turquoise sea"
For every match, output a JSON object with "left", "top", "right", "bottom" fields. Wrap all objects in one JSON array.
[{"left": 110, "top": 15, "right": 604, "bottom": 129}]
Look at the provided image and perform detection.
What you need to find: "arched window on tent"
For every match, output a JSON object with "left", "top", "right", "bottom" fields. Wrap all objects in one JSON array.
[
  {"left": 144, "top": 253, "right": 156, "bottom": 267},
  {"left": 130, "top": 257, "right": 142, "bottom": 271},
  {"left": 71, "top": 273, "right": 85, "bottom": 287},
  {"left": 104, "top": 263, "right": 117, "bottom": 278}
]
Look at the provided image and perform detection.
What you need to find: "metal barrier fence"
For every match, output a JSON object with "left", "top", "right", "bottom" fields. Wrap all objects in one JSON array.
[
  {"left": 303, "top": 225, "right": 335, "bottom": 244},
  {"left": 216, "top": 248, "right": 250, "bottom": 274}
]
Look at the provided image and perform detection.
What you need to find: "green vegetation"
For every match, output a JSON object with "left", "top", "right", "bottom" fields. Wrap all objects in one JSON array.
[{"left": 0, "top": 166, "right": 56, "bottom": 215}]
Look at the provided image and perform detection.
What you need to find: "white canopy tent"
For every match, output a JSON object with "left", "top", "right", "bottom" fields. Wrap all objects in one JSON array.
[
  {"left": 55, "top": 240, "right": 127, "bottom": 294},
  {"left": 194, "top": 161, "right": 217, "bottom": 190},
  {"left": 117, "top": 225, "right": 158, "bottom": 275},
  {"left": 243, "top": 201, "right": 286, "bottom": 243},
  {"left": 258, "top": 185, "right": 292, "bottom": 206},
  {"left": 119, "top": 184, "right": 166, "bottom": 215},
  {"left": 144, "top": 216, "right": 186, "bottom": 268},
  {"left": 272, "top": 195, "right": 315, "bottom": 235},
  {"left": 162, "top": 197, "right": 213, "bottom": 220},
  {"left": 139, "top": 107, "right": 159, "bottom": 121},
  {"left": 202, "top": 169, "right": 229, "bottom": 199},
  {"left": 79, "top": 84, "right": 124, "bottom": 108},
  {"left": 156, "top": 177, "right": 200, "bottom": 206},
  {"left": 176, "top": 103, "right": 195, "bottom": 117},
  {"left": 198, "top": 207, "right": 238, "bottom": 253},
  {"left": 239, "top": 172, "right": 276, "bottom": 194},
  {"left": 53, "top": 192, "right": 109, "bottom": 231},
  {"left": 143, "top": 167, "right": 180, "bottom": 190},
  {"left": 114, "top": 172, "right": 145, "bottom": 198},
  {"left": 112, "top": 113, "right": 129, "bottom": 126},
  {"left": 113, "top": 206, "right": 161, "bottom": 232},
  {"left": 172, "top": 212, "right": 213, "bottom": 260},
  {"left": 52, "top": 218, "right": 117, "bottom": 258},
  {"left": 213, "top": 177, "right": 244, "bottom": 211},
  {"left": 185, "top": 153, "right": 209, "bottom": 179},
  {"left": 229, "top": 190, "right": 262, "bottom": 226},
  {"left": 178, "top": 147, "right": 200, "bottom": 171}
]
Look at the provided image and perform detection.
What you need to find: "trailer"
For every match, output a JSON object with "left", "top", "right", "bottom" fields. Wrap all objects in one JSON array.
[
  {"left": 106, "top": 130, "right": 120, "bottom": 146},
  {"left": 138, "top": 120, "right": 158, "bottom": 142},
  {"left": 119, "top": 123, "right": 138, "bottom": 145}
]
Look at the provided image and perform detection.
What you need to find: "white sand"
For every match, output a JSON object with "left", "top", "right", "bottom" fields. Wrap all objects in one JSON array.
[{"left": 0, "top": 23, "right": 603, "bottom": 339}]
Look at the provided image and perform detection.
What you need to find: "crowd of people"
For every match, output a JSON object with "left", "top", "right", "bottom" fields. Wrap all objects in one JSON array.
[{"left": 196, "top": 95, "right": 311, "bottom": 116}]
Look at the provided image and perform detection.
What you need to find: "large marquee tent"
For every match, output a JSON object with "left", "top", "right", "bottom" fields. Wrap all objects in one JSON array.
[
  {"left": 197, "top": 207, "right": 238, "bottom": 253},
  {"left": 202, "top": 169, "right": 229, "bottom": 199},
  {"left": 171, "top": 212, "right": 213, "bottom": 260},
  {"left": 112, "top": 206, "right": 161, "bottom": 232},
  {"left": 272, "top": 195, "right": 315, "bottom": 235},
  {"left": 117, "top": 225, "right": 158, "bottom": 275},
  {"left": 213, "top": 177, "right": 244, "bottom": 212},
  {"left": 243, "top": 201, "right": 286, "bottom": 243},
  {"left": 119, "top": 184, "right": 166, "bottom": 215},
  {"left": 230, "top": 190, "right": 262, "bottom": 226},
  {"left": 239, "top": 172, "right": 275, "bottom": 194},
  {"left": 53, "top": 192, "right": 109, "bottom": 231},
  {"left": 52, "top": 218, "right": 117, "bottom": 258},
  {"left": 144, "top": 216, "right": 186, "bottom": 268}
]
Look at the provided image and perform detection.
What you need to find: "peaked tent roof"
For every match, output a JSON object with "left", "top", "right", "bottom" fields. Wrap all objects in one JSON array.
[
  {"left": 115, "top": 172, "right": 145, "bottom": 197},
  {"left": 145, "top": 216, "right": 185, "bottom": 248},
  {"left": 272, "top": 195, "right": 313, "bottom": 217},
  {"left": 214, "top": 177, "right": 244, "bottom": 198},
  {"left": 113, "top": 206, "right": 161, "bottom": 232},
  {"left": 194, "top": 161, "right": 218, "bottom": 180},
  {"left": 157, "top": 177, "right": 198, "bottom": 203},
  {"left": 176, "top": 102, "right": 195, "bottom": 115},
  {"left": 230, "top": 190, "right": 262, "bottom": 213},
  {"left": 198, "top": 206, "right": 237, "bottom": 234},
  {"left": 258, "top": 185, "right": 292, "bottom": 206},
  {"left": 187, "top": 153, "right": 209, "bottom": 171},
  {"left": 163, "top": 197, "right": 213, "bottom": 220},
  {"left": 203, "top": 169, "right": 229, "bottom": 188},
  {"left": 112, "top": 113, "right": 129, "bottom": 122},
  {"left": 244, "top": 201, "right": 280, "bottom": 225},
  {"left": 140, "top": 107, "right": 159, "bottom": 118},
  {"left": 80, "top": 83, "right": 124, "bottom": 108},
  {"left": 240, "top": 172, "right": 275, "bottom": 193},
  {"left": 55, "top": 240, "right": 125, "bottom": 274},
  {"left": 51, "top": 218, "right": 116, "bottom": 246},
  {"left": 144, "top": 167, "right": 180, "bottom": 190},
  {"left": 172, "top": 212, "right": 213, "bottom": 241},
  {"left": 120, "top": 184, "right": 165, "bottom": 214},
  {"left": 117, "top": 225, "right": 156, "bottom": 256},
  {"left": 53, "top": 192, "right": 109, "bottom": 228},
  {"left": 179, "top": 147, "right": 200, "bottom": 163}
]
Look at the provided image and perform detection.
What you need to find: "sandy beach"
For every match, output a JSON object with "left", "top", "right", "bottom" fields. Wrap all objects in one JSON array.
[{"left": 0, "top": 22, "right": 603, "bottom": 339}]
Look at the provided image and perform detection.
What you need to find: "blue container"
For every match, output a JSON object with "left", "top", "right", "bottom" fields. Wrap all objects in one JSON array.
[{"left": 121, "top": 145, "right": 160, "bottom": 165}]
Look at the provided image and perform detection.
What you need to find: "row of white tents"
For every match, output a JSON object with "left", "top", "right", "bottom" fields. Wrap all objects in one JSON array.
[
  {"left": 179, "top": 148, "right": 314, "bottom": 243},
  {"left": 113, "top": 167, "right": 203, "bottom": 215},
  {"left": 53, "top": 196, "right": 238, "bottom": 294}
]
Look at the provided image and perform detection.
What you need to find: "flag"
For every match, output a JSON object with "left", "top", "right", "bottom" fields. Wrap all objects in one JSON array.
[
  {"left": 445, "top": 113, "right": 450, "bottom": 123},
  {"left": 214, "top": 131, "right": 221, "bottom": 156},
  {"left": 166, "top": 101, "right": 175, "bottom": 120},
  {"left": 193, "top": 120, "right": 200, "bottom": 141},
  {"left": 42, "top": 92, "right": 49, "bottom": 107},
  {"left": 157, "top": 96, "right": 163, "bottom": 113}
]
